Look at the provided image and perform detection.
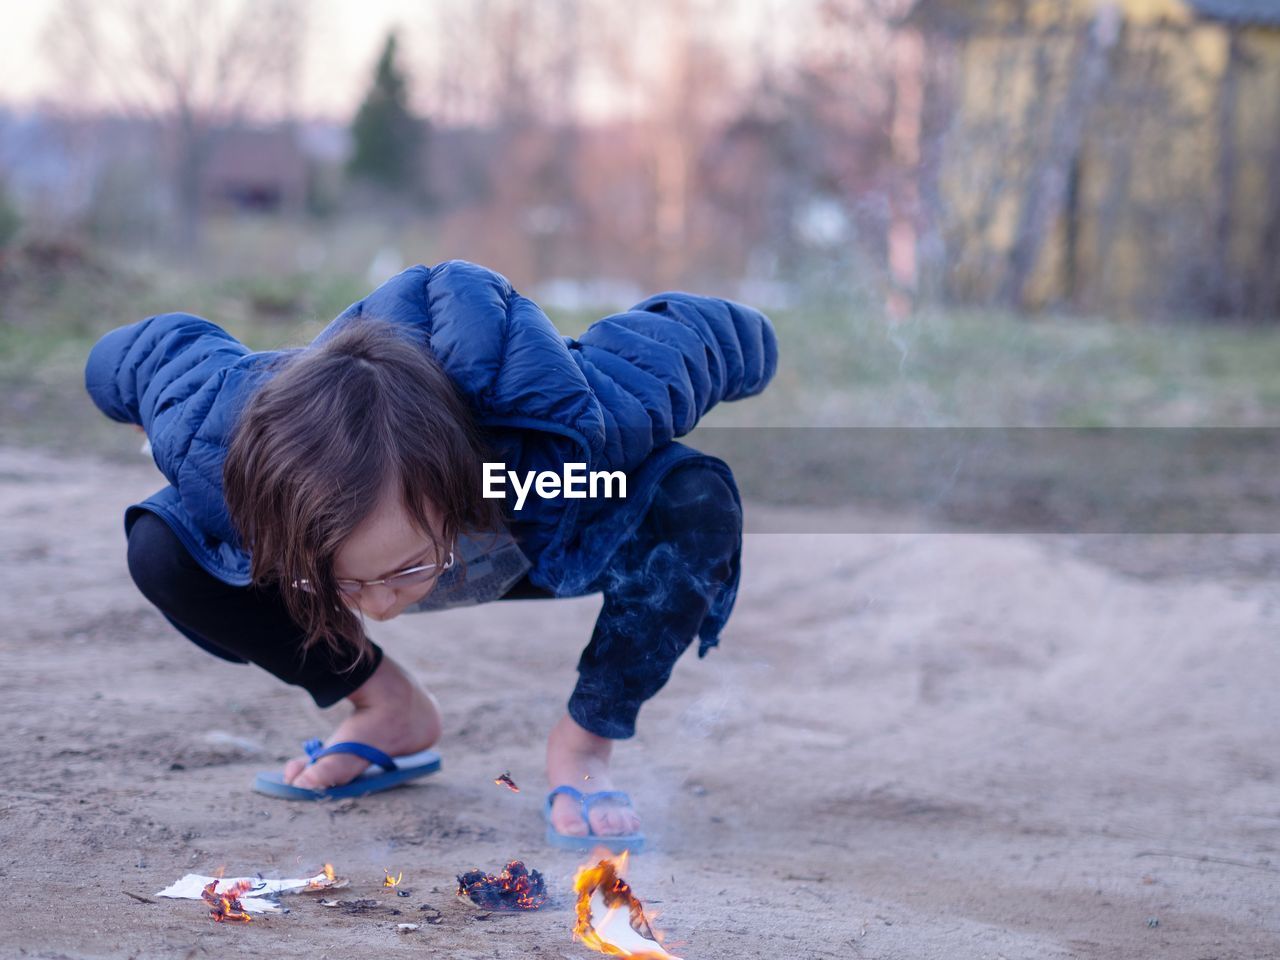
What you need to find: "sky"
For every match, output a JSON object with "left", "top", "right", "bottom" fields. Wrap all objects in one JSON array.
[
  {"left": 0, "top": 0, "right": 438, "bottom": 118},
  {"left": 0, "top": 0, "right": 809, "bottom": 123}
]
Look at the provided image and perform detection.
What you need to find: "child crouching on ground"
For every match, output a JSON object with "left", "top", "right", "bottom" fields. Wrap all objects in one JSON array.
[{"left": 85, "top": 260, "right": 777, "bottom": 850}]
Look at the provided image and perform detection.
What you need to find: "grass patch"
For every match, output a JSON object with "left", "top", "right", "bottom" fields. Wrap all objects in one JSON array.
[
  {"left": 3, "top": 240, "right": 1279, "bottom": 465},
  {"left": 702, "top": 304, "right": 1280, "bottom": 428}
]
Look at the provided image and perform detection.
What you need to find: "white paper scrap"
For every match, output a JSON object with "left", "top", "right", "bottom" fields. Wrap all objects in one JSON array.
[
  {"left": 588, "top": 889, "right": 681, "bottom": 958},
  {"left": 156, "top": 870, "right": 340, "bottom": 914}
]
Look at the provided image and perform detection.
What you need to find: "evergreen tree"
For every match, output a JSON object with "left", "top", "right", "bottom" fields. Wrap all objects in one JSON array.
[
  {"left": 0, "top": 179, "right": 21, "bottom": 251},
  {"left": 348, "top": 32, "right": 424, "bottom": 193}
]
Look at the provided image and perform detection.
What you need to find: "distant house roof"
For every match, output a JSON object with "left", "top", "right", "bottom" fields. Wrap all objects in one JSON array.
[
  {"left": 204, "top": 126, "right": 305, "bottom": 186},
  {"left": 1186, "top": 0, "right": 1280, "bottom": 25},
  {"left": 201, "top": 125, "right": 308, "bottom": 213},
  {"left": 906, "top": 0, "right": 1280, "bottom": 31}
]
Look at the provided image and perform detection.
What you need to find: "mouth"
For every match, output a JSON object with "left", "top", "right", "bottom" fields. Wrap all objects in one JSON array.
[{"left": 364, "top": 606, "right": 406, "bottom": 622}]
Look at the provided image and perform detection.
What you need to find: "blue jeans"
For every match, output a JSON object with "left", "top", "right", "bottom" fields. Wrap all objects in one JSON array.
[
  {"left": 126, "top": 463, "right": 741, "bottom": 739},
  {"left": 566, "top": 463, "right": 741, "bottom": 737}
]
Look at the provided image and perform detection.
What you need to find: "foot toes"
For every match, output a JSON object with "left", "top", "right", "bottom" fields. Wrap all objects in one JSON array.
[
  {"left": 587, "top": 805, "right": 640, "bottom": 837},
  {"left": 290, "top": 767, "right": 325, "bottom": 790},
  {"left": 551, "top": 797, "right": 590, "bottom": 835},
  {"left": 291, "top": 756, "right": 368, "bottom": 790},
  {"left": 282, "top": 757, "right": 307, "bottom": 785},
  {"left": 554, "top": 814, "right": 589, "bottom": 836}
]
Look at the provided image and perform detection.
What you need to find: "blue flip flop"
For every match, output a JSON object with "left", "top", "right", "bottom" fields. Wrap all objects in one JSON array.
[
  {"left": 253, "top": 738, "right": 442, "bottom": 801},
  {"left": 544, "top": 785, "right": 646, "bottom": 853}
]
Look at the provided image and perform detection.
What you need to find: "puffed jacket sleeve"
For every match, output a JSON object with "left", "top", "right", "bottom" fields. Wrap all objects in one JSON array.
[
  {"left": 566, "top": 292, "right": 778, "bottom": 467},
  {"left": 84, "top": 313, "right": 250, "bottom": 488}
]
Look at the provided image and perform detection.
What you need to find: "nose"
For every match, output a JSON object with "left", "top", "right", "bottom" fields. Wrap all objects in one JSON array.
[{"left": 359, "top": 583, "right": 399, "bottom": 619}]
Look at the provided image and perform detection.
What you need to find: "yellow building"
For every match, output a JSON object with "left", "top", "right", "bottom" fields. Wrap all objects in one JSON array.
[{"left": 909, "top": 0, "right": 1280, "bottom": 318}]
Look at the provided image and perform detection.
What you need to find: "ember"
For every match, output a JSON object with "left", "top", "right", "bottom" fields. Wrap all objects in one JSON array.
[
  {"left": 200, "top": 878, "right": 253, "bottom": 923},
  {"left": 573, "top": 853, "right": 679, "bottom": 958},
  {"left": 494, "top": 770, "right": 520, "bottom": 792},
  {"left": 456, "top": 860, "right": 548, "bottom": 911}
]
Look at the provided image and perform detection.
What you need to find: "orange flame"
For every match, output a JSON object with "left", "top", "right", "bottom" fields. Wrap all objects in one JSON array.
[
  {"left": 303, "top": 862, "right": 338, "bottom": 891},
  {"left": 383, "top": 869, "right": 403, "bottom": 888},
  {"left": 494, "top": 771, "right": 520, "bottom": 792},
  {"left": 572, "top": 852, "right": 678, "bottom": 958},
  {"left": 200, "top": 878, "right": 253, "bottom": 923}
]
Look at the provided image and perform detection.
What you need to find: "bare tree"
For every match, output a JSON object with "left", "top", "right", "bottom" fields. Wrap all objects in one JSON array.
[
  {"left": 998, "top": 3, "right": 1120, "bottom": 309},
  {"left": 1254, "top": 93, "right": 1280, "bottom": 319},
  {"left": 1212, "top": 25, "right": 1243, "bottom": 316},
  {"left": 423, "top": 0, "right": 584, "bottom": 128},
  {"left": 755, "top": 0, "right": 904, "bottom": 292},
  {"left": 43, "top": 0, "right": 305, "bottom": 249}
]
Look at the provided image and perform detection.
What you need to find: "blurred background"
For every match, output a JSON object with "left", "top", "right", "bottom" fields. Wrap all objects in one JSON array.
[{"left": 2, "top": 0, "right": 1280, "bottom": 459}]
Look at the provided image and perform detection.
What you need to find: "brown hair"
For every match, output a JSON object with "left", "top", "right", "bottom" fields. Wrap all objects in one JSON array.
[{"left": 223, "top": 320, "right": 504, "bottom": 663}]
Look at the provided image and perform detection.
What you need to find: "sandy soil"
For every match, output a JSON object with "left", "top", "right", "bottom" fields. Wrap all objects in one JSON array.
[{"left": 1, "top": 445, "right": 1277, "bottom": 960}]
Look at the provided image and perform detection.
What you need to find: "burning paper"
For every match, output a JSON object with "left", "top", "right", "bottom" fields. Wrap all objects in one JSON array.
[
  {"left": 573, "top": 853, "right": 681, "bottom": 959},
  {"left": 456, "top": 860, "right": 548, "bottom": 911},
  {"left": 157, "top": 866, "right": 346, "bottom": 914},
  {"left": 306, "top": 863, "right": 340, "bottom": 890},
  {"left": 494, "top": 770, "right": 520, "bottom": 792},
  {"left": 202, "top": 879, "right": 252, "bottom": 923}
]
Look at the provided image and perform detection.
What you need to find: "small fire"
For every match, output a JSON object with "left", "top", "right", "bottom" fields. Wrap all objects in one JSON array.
[
  {"left": 494, "top": 770, "right": 520, "bottom": 792},
  {"left": 572, "top": 853, "right": 679, "bottom": 958},
  {"left": 457, "top": 860, "right": 548, "bottom": 911},
  {"left": 383, "top": 869, "right": 403, "bottom": 889},
  {"left": 200, "top": 878, "right": 253, "bottom": 923},
  {"left": 303, "top": 863, "right": 339, "bottom": 891}
]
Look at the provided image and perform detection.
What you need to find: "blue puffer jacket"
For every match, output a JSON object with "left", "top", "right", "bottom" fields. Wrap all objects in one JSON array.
[{"left": 85, "top": 261, "right": 777, "bottom": 652}]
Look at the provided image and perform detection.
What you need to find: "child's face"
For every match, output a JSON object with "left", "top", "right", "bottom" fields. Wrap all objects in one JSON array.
[{"left": 332, "top": 487, "right": 449, "bottom": 622}]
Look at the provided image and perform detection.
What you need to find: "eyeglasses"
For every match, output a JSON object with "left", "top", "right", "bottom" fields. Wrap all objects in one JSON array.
[{"left": 293, "top": 549, "right": 455, "bottom": 597}]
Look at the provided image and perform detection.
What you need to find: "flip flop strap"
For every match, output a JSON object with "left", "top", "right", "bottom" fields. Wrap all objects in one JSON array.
[
  {"left": 545, "top": 784, "right": 586, "bottom": 815},
  {"left": 303, "top": 738, "right": 398, "bottom": 772}
]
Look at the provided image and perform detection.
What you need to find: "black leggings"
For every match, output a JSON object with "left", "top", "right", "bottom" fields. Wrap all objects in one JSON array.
[{"left": 126, "top": 462, "right": 741, "bottom": 739}]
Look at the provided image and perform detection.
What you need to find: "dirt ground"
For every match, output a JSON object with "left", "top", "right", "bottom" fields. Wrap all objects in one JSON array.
[{"left": 1, "top": 445, "right": 1277, "bottom": 960}]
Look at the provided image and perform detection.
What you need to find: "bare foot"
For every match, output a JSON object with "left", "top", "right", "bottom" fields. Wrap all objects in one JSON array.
[
  {"left": 545, "top": 713, "right": 641, "bottom": 837},
  {"left": 283, "top": 655, "right": 442, "bottom": 791}
]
